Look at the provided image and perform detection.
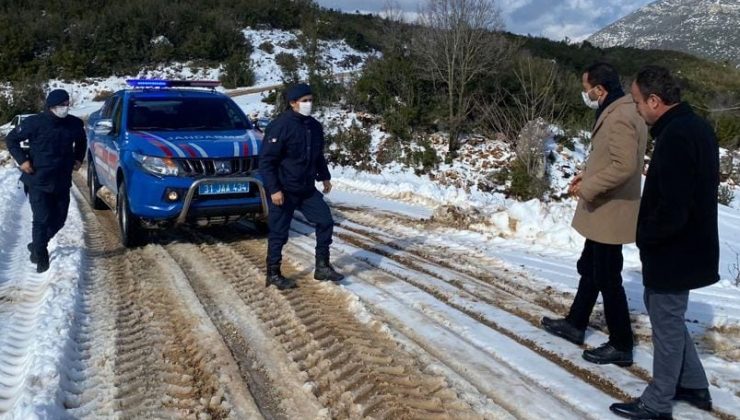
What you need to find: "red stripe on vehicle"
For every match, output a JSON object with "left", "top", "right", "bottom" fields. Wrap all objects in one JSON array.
[
  {"left": 243, "top": 141, "right": 250, "bottom": 157},
  {"left": 181, "top": 144, "right": 199, "bottom": 157}
]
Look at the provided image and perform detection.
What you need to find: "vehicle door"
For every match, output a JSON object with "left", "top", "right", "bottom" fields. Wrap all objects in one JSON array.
[{"left": 91, "top": 94, "right": 122, "bottom": 189}]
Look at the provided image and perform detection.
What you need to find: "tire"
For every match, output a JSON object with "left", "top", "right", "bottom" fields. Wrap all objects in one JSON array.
[
  {"left": 117, "top": 180, "right": 143, "bottom": 247},
  {"left": 87, "top": 157, "right": 107, "bottom": 210}
]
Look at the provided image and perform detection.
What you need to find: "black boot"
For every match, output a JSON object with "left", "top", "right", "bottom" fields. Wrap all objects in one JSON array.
[
  {"left": 541, "top": 317, "right": 585, "bottom": 345},
  {"left": 314, "top": 256, "right": 344, "bottom": 282},
  {"left": 674, "top": 386, "right": 712, "bottom": 411},
  {"left": 28, "top": 242, "right": 38, "bottom": 264},
  {"left": 36, "top": 249, "right": 50, "bottom": 274},
  {"left": 265, "top": 264, "right": 296, "bottom": 290}
]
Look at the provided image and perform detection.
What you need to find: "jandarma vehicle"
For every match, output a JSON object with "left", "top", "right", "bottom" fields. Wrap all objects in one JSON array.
[{"left": 86, "top": 79, "right": 268, "bottom": 247}]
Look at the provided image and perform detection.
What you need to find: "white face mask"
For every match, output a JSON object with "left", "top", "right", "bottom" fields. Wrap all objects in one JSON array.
[
  {"left": 297, "top": 101, "right": 313, "bottom": 116},
  {"left": 51, "top": 105, "right": 70, "bottom": 118},
  {"left": 581, "top": 88, "right": 600, "bottom": 110}
]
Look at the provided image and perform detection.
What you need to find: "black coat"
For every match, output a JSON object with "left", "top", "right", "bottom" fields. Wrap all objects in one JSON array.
[
  {"left": 5, "top": 110, "right": 86, "bottom": 193},
  {"left": 259, "top": 109, "right": 331, "bottom": 196},
  {"left": 636, "top": 102, "right": 720, "bottom": 291}
]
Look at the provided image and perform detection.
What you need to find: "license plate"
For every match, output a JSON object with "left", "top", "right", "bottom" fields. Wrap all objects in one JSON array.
[{"left": 198, "top": 181, "right": 250, "bottom": 195}]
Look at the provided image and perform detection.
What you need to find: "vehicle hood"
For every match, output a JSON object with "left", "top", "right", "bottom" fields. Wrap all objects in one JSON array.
[{"left": 127, "top": 129, "right": 263, "bottom": 159}]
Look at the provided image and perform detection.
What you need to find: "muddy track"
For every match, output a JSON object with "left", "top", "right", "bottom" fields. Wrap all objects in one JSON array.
[
  {"left": 167, "top": 227, "right": 480, "bottom": 419},
  {"left": 63, "top": 179, "right": 260, "bottom": 419},
  {"left": 336, "top": 210, "right": 659, "bottom": 346},
  {"left": 315, "top": 210, "right": 735, "bottom": 419}
]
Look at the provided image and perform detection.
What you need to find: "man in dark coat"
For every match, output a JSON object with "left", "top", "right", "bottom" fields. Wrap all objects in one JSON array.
[
  {"left": 610, "top": 66, "right": 719, "bottom": 419},
  {"left": 5, "top": 89, "right": 86, "bottom": 273},
  {"left": 259, "top": 83, "right": 343, "bottom": 289}
]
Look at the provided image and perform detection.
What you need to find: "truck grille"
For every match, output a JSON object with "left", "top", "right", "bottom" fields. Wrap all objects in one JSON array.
[{"left": 179, "top": 157, "right": 258, "bottom": 177}]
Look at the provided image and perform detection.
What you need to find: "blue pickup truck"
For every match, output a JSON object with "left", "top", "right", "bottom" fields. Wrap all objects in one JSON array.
[{"left": 86, "top": 79, "right": 268, "bottom": 246}]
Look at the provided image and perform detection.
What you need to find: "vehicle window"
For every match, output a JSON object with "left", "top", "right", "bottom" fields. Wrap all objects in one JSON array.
[
  {"left": 111, "top": 97, "right": 123, "bottom": 135},
  {"left": 101, "top": 97, "right": 115, "bottom": 118},
  {"left": 11, "top": 116, "right": 19, "bottom": 126},
  {"left": 127, "top": 97, "right": 252, "bottom": 131}
]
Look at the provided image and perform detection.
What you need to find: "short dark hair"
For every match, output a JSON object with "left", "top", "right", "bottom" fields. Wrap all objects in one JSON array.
[
  {"left": 634, "top": 65, "right": 681, "bottom": 105},
  {"left": 585, "top": 62, "right": 621, "bottom": 92}
]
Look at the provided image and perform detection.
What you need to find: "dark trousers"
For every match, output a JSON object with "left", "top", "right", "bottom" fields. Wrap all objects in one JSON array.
[
  {"left": 640, "top": 288, "right": 708, "bottom": 413},
  {"left": 566, "top": 239, "right": 634, "bottom": 350},
  {"left": 266, "top": 189, "right": 333, "bottom": 266},
  {"left": 29, "top": 187, "right": 71, "bottom": 255}
]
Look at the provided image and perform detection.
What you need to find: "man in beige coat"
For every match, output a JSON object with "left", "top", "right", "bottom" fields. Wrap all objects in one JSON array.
[{"left": 542, "top": 62, "right": 647, "bottom": 366}]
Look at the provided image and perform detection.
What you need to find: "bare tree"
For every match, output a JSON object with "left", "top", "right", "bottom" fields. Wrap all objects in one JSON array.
[
  {"left": 479, "top": 55, "right": 567, "bottom": 145},
  {"left": 416, "top": 0, "right": 513, "bottom": 156}
]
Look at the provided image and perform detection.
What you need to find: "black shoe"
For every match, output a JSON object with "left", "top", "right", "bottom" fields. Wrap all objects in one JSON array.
[
  {"left": 314, "top": 256, "right": 344, "bottom": 282},
  {"left": 610, "top": 399, "right": 673, "bottom": 419},
  {"left": 28, "top": 242, "right": 38, "bottom": 264},
  {"left": 541, "top": 317, "right": 585, "bottom": 345},
  {"left": 36, "top": 249, "right": 50, "bottom": 274},
  {"left": 674, "top": 386, "right": 712, "bottom": 411},
  {"left": 582, "top": 342, "right": 633, "bottom": 367},
  {"left": 265, "top": 264, "right": 297, "bottom": 290}
]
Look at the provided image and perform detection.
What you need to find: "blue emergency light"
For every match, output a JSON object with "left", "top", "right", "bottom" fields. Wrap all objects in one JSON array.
[{"left": 126, "top": 79, "right": 221, "bottom": 88}]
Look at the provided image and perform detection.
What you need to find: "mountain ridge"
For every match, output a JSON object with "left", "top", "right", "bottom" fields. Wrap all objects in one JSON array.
[{"left": 587, "top": 0, "right": 740, "bottom": 65}]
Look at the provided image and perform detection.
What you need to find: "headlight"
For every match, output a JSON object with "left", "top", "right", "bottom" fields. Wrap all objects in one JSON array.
[{"left": 132, "top": 152, "right": 180, "bottom": 176}]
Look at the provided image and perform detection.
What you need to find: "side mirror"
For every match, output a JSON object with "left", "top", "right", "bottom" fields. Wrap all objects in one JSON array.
[{"left": 93, "top": 119, "right": 113, "bottom": 136}]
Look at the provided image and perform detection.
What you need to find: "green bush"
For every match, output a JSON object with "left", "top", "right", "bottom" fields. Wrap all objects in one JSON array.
[
  {"left": 275, "top": 52, "right": 300, "bottom": 84},
  {"left": 0, "top": 78, "right": 45, "bottom": 123},
  {"left": 259, "top": 41, "right": 275, "bottom": 54},
  {"left": 714, "top": 113, "right": 740, "bottom": 151},
  {"left": 325, "top": 121, "right": 373, "bottom": 169},
  {"left": 219, "top": 55, "right": 255, "bottom": 89},
  {"left": 508, "top": 158, "right": 549, "bottom": 200}
]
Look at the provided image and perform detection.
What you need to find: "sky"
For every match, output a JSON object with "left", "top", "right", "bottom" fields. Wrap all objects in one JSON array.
[{"left": 315, "top": 0, "right": 655, "bottom": 42}]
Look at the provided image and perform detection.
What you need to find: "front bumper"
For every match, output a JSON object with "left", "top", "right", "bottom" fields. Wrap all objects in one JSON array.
[{"left": 126, "top": 171, "right": 267, "bottom": 225}]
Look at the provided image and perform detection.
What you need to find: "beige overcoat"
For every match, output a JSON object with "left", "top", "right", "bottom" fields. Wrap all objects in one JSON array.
[{"left": 572, "top": 94, "right": 648, "bottom": 245}]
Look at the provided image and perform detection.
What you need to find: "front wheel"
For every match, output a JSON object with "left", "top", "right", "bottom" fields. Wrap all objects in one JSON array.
[
  {"left": 117, "top": 180, "right": 143, "bottom": 247},
  {"left": 87, "top": 158, "right": 106, "bottom": 210}
]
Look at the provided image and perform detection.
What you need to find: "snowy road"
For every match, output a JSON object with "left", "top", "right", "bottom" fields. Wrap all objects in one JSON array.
[{"left": 0, "top": 167, "right": 739, "bottom": 419}]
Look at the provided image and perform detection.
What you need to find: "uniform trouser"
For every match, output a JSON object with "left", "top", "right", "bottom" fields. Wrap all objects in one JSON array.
[
  {"left": 266, "top": 189, "right": 333, "bottom": 266},
  {"left": 566, "top": 239, "right": 634, "bottom": 351},
  {"left": 28, "top": 187, "right": 71, "bottom": 255},
  {"left": 640, "top": 287, "right": 708, "bottom": 413}
]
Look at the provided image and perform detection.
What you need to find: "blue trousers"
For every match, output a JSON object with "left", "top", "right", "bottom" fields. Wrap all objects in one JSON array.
[
  {"left": 266, "top": 188, "right": 333, "bottom": 266},
  {"left": 28, "top": 187, "right": 70, "bottom": 255}
]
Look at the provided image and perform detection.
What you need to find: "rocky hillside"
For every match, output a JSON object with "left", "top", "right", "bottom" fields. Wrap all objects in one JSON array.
[{"left": 588, "top": 0, "right": 740, "bottom": 65}]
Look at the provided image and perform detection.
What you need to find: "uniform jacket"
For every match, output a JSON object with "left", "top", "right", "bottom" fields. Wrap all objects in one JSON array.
[
  {"left": 259, "top": 109, "right": 331, "bottom": 196},
  {"left": 5, "top": 110, "right": 86, "bottom": 193},
  {"left": 637, "top": 102, "right": 719, "bottom": 291},
  {"left": 572, "top": 94, "right": 648, "bottom": 245}
]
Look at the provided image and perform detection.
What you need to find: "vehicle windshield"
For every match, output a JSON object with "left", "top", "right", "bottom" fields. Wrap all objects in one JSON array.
[{"left": 127, "top": 96, "right": 253, "bottom": 131}]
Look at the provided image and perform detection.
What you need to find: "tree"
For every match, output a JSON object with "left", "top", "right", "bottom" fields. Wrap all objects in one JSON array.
[
  {"left": 479, "top": 55, "right": 567, "bottom": 144},
  {"left": 415, "top": 0, "right": 513, "bottom": 156}
]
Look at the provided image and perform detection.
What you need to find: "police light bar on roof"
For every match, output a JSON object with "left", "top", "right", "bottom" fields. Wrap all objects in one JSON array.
[{"left": 126, "top": 79, "right": 221, "bottom": 88}]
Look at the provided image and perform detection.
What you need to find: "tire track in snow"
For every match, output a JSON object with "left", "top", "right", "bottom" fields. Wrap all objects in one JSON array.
[
  {"left": 0, "top": 177, "right": 85, "bottom": 417},
  {"left": 299, "top": 212, "right": 738, "bottom": 419},
  {"left": 174, "top": 228, "right": 480, "bottom": 419},
  {"left": 57, "top": 177, "right": 260, "bottom": 419}
]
